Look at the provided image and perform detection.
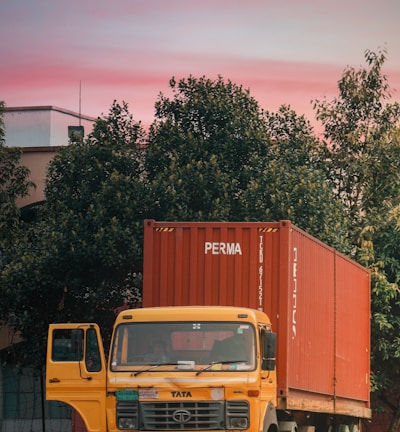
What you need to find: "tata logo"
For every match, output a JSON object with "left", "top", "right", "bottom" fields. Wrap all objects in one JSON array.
[
  {"left": 204, "top": 242, "right": 242, "bottom": 255},
  {"left": 171, "top": 391, "right": 192, "bottom": 397},
  {"left": 172, "top": 409, "right": 191, "bottom": 424}
]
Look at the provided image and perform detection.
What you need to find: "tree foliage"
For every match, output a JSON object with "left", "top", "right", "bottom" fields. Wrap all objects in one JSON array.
[
  {"left": 0, "top": 101, "right": 35, "bottom": 253},
  {"left": 242, "top": 105, "right": 349, "bottom": 251},
  {"left": 145, "top": 75, "right": 271, "bottom": 221},
  {"left": 361, "top": 206, "right": 400, "bottom": 432},
  {"left": 313, "top": 48, "right": 400, "bottom": 243},
  {"left": 45, "top": 101, "right": 148, "bottom": 284}
]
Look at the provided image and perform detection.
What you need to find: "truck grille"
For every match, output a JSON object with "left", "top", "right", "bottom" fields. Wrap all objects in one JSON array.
[
  {"left": 226, "top": 400, "right": 249, "bottom": 417},
  {"left": 140, "top": 401, "right": 224, "bottom": 430}
]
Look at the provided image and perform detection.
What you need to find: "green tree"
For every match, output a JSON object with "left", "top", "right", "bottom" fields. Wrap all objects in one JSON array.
[
  {"left": 43, "top": 101, "right": 147, "bottom": 316},
  {"left": 314, "top": 49, "right": 400, "bottom": 432},
  {"left": 242, "top": 105, "right": 349, "bottom": 251},
  {"left": 313, "top": 48, "right": 400, "bottom": 244},
  {"left": 359, "top": 210, "right": 400, "bottom": 432},
  {"left": 0, "top": 101, "right": 148, "bottom": 367},
  {"left": 145, "top": 75, "right": 270, "bottom": 221},
  {"left": 0, "top": 101, "right": 35, "bottom": 254}
]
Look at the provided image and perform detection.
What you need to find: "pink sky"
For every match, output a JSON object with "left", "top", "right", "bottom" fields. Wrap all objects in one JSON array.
[{"left": 2, "top": 0, "right": 400, "bottom": 131}]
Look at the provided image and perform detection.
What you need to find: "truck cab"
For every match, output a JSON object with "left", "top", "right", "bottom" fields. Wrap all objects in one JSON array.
[{"left": 46, "top": 306, "right": 278, "bottom": 432}]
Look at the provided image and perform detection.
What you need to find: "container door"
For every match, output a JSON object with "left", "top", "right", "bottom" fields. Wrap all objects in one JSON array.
[{"left": 46, "top": 323, "right": 107, "bottom": 432}]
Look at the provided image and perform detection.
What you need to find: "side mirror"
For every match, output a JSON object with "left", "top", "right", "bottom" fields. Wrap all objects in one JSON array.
[
  {"left": 262, "top": 331, "right": 276, "bottom": 371},
  {"left": 262, "top": 359, "right": 276, "bottom": 371}
]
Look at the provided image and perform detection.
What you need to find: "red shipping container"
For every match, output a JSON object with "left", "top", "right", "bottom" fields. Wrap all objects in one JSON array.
[{"left": 143, "top": 220, "right": 370, "bottom": 418}]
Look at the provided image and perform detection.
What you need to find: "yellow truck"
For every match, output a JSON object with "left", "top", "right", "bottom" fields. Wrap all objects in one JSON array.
[{"left": 46, "top": 306, "right": 278, "bottom": 432}]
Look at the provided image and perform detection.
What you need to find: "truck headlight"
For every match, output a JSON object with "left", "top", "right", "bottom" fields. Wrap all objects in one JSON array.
[
  {"left": 118, "top": 417, "right": 137, "bottom": 429},
  {"left": 229, "top": 418, "right": 249, "bottom": 429},
  {"left": 116, "top": 401, "right": 139, "bottom": 430},
  {"left": 226, "top": 401, "right": 249, "bottom": 430}
]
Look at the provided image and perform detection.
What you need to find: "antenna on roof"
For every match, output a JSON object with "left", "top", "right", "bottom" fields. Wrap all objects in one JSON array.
[
  {"left": 68, "top": 81, "right": 84, "bottom": 142},
  {"left": 79, "top": 80, "right": 82, "bottom": 126}
]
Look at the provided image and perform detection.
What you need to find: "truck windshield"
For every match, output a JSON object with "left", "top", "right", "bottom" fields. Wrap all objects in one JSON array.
[{"left": 110, "top": 321, "right": 256, "bottom": 372}]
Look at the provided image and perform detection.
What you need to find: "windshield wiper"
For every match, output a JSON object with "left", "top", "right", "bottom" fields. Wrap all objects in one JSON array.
[
  {"left": 196, "top": 360, "right": 246, "bottom": 376},
  {"left": 133, "top": 363, "right": 178, "bottom": 376}
]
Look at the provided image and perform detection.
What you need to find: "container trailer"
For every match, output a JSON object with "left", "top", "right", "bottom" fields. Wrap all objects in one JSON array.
[{"left": 46, "top": 220, "right": 370, "bottom": 432}]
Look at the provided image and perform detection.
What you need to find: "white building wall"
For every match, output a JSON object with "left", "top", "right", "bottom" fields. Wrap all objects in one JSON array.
[{"left": 4, "top": 106, "right": 95, "bottom": 148}]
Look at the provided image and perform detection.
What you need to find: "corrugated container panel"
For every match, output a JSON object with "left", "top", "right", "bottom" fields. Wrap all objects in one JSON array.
[
  {"left": 143, "top": 220, "right": 370, "bottom": 415},
  {"left": 335, "top": 253, "right": 370, "bottom": 402},
  {"left": 285, "top": 226, "right": 335, "bottom": 398},
  {"left": 144, "top": 221, "right": 282, "bottom": 309}
]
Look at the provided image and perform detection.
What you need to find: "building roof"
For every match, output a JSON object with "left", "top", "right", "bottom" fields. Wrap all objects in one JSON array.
[{"left": 6, "top": 105, "right": 96, "bottom": 122}]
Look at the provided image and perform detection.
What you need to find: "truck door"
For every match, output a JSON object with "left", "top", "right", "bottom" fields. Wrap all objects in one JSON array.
[{"left": 46, "top": 323, "right": 107, "bottom": 432}]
